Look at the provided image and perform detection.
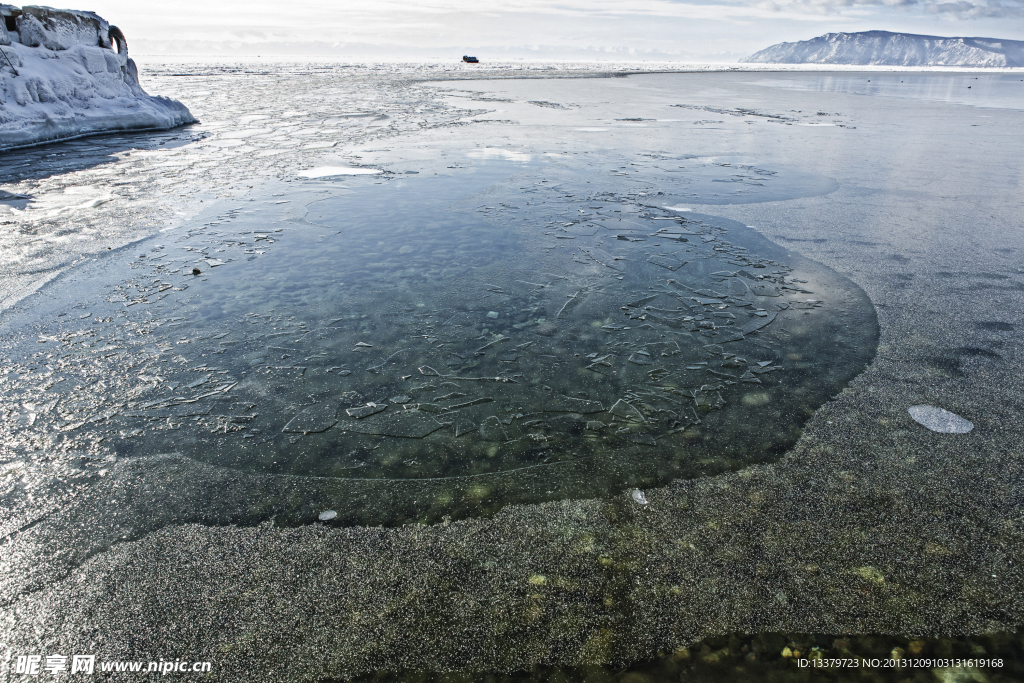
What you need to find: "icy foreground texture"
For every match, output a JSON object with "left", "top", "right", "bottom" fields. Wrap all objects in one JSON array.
[
  {"left": 744, "top": 30, "right": 1024, "bottom": 67},
  {"left": 0, "top": 5, "right": 195, "bottom": 150},
  {"left": 1, "top": 67, "right": 1022, "bottom": 680}
]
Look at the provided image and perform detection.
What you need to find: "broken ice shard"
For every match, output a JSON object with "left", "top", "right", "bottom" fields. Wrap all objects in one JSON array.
[{"left": 282, "top": 404, "right": 338, "bottom": 433}]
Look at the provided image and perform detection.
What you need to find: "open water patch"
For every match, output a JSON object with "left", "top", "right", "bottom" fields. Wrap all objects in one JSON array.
[{"left": 0, "top": 157, "right": 878, "bottom": 527}]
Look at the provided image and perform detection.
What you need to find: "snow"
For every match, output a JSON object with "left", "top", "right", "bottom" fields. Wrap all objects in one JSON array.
[
  {"left": 744, "top": 31, "right": 1024, "bottom": 68},
  {"left": 0, "top": 5, "right": 195, "bottom": 151}
]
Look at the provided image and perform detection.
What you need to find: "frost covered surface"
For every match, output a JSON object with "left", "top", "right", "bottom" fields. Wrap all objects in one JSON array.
[
  {"left": 745, "top": 31, "right": 1024, "bottom": 67},
  {"left": 0, "top": 5, "right": 194, "bottom": 151}
]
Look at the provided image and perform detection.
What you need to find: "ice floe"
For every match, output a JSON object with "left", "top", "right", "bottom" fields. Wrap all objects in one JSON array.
[{"left": 908, "top": 405, "right": 974, "bottom": 433}]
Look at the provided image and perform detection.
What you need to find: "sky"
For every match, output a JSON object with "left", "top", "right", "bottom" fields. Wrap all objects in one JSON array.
[{"left": 80, "top": 0, "right": 1024, "bottom": 61}]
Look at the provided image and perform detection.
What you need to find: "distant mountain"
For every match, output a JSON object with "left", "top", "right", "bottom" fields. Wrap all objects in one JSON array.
[{"left": 743, "top": 31, "right": 1024, "bottom": 67}]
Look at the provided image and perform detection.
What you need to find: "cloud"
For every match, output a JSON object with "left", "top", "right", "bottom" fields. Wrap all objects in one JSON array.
[
  {"left": 923, "top": 0, "right": 1024, "bottom": 17},
  {"left": 749, "top": 0, "right": 1024, "bottom": 18},
  {"left": 88, "top": 0, "right": 1024, "bottom": 62}
]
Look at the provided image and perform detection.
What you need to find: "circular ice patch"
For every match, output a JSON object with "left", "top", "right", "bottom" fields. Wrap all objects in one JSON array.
[
  {"left": 318, "top": 510, "right": 338, "bottom": 521},
  {"left": 908, "top": 405, "right": 973, "bottom": 434},
  {"left": 6, "top": 160, "right": 878, "bottom": 527}
]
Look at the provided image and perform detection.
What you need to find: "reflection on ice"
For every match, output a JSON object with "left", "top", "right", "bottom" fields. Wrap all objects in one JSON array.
[
  {"left": 751, "top": 73, "right": 1024, "bottom": 111},
  {"left": 466, "top": 148, "right": 532, "bottom": 162},
  {"left": 298, "top": 166, "right": 383, "bottom": 178}
]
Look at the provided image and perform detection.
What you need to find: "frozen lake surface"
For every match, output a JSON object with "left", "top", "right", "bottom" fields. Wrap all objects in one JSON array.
[{"left": 1, "top": 63, "right": 1022, "bottom": 680}]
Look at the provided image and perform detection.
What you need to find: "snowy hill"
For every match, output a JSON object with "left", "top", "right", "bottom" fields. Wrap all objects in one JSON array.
[
  {"left": 0, "top": 4, "right": 195, "bottom": 151},
  {"left": 743, "top": 31, "right": 1024, "bottom": 67}
]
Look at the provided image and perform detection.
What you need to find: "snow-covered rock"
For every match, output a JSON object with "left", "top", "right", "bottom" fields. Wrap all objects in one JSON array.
[
  {"left": 0, "top": 4, "right": 195, "bottom": 151},
  {"left": 743, "top": 31, "right": 1024, "bottom": 67}
]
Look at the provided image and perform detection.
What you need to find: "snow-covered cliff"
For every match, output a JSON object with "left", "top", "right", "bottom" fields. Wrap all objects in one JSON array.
[
  {"left": 0, "top": 4, "right": 195, "bottom": 151},
  {"left": 743, "top": 31, "right": 1024, "bottom": 67}
]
